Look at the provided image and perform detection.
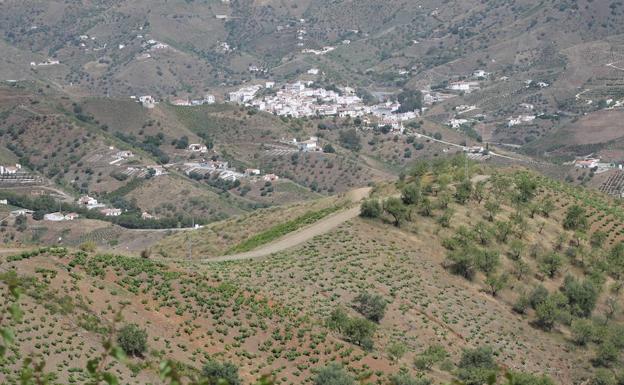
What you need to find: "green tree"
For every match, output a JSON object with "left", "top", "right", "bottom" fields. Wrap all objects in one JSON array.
[
  {"left": 327, "top": 307, "right": 349, "bottom": 333},
  {"left": 535, "top": 295, "right": 566, "bottom": 331},
  {"left": 529, "top": 285, "right": 549, "bottom": 309},
  {"left": 360, "top": 199, "right": 382, "bottom": 218},
  {"left": 512, "top": 292, "right": 530, "bottom": 314},
  {"left": 457, "top": 346, "right": 498, "bottom": 385},
  {"left": 401, "top": 183, "right": 421, "bottom": 205},
  {"left": 570, "top": 319, "right": 594, "bottom": 346},
  {"left": 313, "top": 363, "right": 355, "bottom": 385},
  {"left": 387, "top": 341, "right": 408, "bottom": 362},
  {"left": 420, "top": 197, "right": 433, "bottom": 217},
  {"left": 494, "top": 221, "right": 512, "bottom": 243},
  {"left": 384, "top": 197, "right": 407, "bottom": 227},
  {"left": 561, "top": 275, "right": 598, "bottom": 317},
  {"left": 512, "top": 259, "right": 531, "bottom": 281},
  {"left": 397, "top": 90, "right": 423, "bottom": 113},
  {"left": 446, "top": 247, "right": 478, "bottom": 279},
  {"left": 538, "top": 198, "right": 555, "bottom": 218},
  {"left": 590, "top": 231, "right": 608, "bottom": 249},
  {"left": 590, "top": 369, "right": 617, "bottom": 385},
  {"left": 202, "top": 360, "right": 241, "bottom": 385},
  {"left": 473, "top": 181, "right": 486, "bottom": 204},
  {"left": 539, "top": 253, "right": 563, "bottom": 278},
  {"left": 563, "top": 205, "right": 588, "bottom": 231},
  {"left": 343, "top": 317, "right": 376, "bottom": 350},
  {"left": 607, "top": 243, "right": 624, "bottom": 279},
  {"left": 594, "top": 341, "right": 619, "bottom": 367},
  {"left": 473, "top": 222, "right": 492, "bottom": 245},
  {"left": 339, "top": 129, "right": 361, "bottom": 151},
  {"left": 117, "top": 324, "right": 147, "bottom": 357},
  {"left": 485, "top": 273, "right": 509, "bottom": 297},
  {"left": 513, "top": 172, "right": 538, "bottom": 203},
  {"left": 476, "top": 249, "right": 500, "bottom": 274},
  {"left": 506, "top": 371, "right": 555, "bottom": 385},
  {"left": 414, "top": 345, "right": 448, "bottom": 370},
  {"left": 509, "top": 239, "right": 525, "bottom": 260},
  {"left": 353, "top": 292, "right": 387, "bottom": 322},
  {"left": 455, "top": 180, "right": 473, "bottom": 204},
  {"left": 484, "top": 200, "right": 500, "bottom": 222}
]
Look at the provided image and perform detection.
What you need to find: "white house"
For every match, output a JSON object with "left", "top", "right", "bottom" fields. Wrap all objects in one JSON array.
[
  {"left": 448, "top": 119, "right": 469, "bottom": 129},
  {"left": 188, "top": 144, "right": 208, "bottom": 153},
  {"left": 507, "top": 115, "right": 536, "bottom": 127},
  {"left": 297, "top": 137, "right": 318, "bottom": 152},
  {"left": 0, "top": 164, "right": 22, "bottom": 175},
  {"left": 101, "top": 208, "right": 122, "bottom": 217},
  {"left": 139, "top": 95, "right": 156, "bottom": 109},
  {"left": 11, "top": 209, "right": 33, "bottom": 217}
]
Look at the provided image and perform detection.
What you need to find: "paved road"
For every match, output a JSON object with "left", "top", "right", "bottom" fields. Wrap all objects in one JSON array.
[{"left": 200, "top": 187, "right": 371, "bottom": 263}]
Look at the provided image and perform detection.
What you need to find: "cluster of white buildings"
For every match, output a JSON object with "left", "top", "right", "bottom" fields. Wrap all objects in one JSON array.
[
  {"left": 183, "top": 160, "right": 277, "bottom": 183},
  {"left": 228, "top": 85, "right": 263, "bottom": 104},
  {"left": 447, "top": 81, "right": 480, "bottom": 93},
  {"left": 171, "top": 94, "right": 216, "bottom": 106},
  {"left": 137, "top": 95, "right": 156, "bottom": 109},
  {"left": 0, "top": 164, "right": 22, "bottom": 175},
  {"left": 292, "top": 137, "right": 319, "bottom": 152},
  {"left": 229, "top": 81, "right": 418, "bottom": 131},
  {"left": 77, "top": 195, "right": 122, "bottom": 217},
  {"left": 30, "top": 59, "right": 60, "bottom": 67},
  {"left": 44, "top": 212, "right": 79, "bottom": 222},
  {"left": 507, "top": 114, "right": 536, "bottom": 127},
  {"left": 184, "top": 160, "right": 244, "bottom": 182}
]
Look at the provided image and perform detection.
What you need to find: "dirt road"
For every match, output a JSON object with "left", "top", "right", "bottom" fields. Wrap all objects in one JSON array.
[{"left": 201, "top": 187, "right": 371, "bottom": 263}]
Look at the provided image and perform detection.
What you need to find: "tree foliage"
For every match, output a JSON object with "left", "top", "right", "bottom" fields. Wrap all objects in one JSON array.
[{"left": 117, "top": 324, "right": 147, "bottom": 357}]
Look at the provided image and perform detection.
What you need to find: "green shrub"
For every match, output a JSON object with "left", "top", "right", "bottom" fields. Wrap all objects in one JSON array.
[{"left": 117, "top": 324, "right": 148, "bottom": 357}]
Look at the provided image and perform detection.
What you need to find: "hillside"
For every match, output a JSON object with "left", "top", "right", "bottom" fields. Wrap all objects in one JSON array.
[{"left": 3, "top": 158, "right": 624, "bottom": 385}]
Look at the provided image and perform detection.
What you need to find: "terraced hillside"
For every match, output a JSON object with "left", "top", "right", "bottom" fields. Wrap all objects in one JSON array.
[{"left": 4, "top": 158, "right": 624, "bottom": 385}]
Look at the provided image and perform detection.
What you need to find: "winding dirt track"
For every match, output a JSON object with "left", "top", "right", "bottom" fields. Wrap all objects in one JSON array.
[{"left": 201, "top": 187, "right": 371, "bottom": 263}]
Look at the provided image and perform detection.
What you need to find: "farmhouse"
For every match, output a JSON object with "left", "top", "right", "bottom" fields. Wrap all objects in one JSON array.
[
  {"left": 448, "top": 81, "right": 480, "bottom": 92},
  {"left": 575, "top": 158, "right": 600, "bottom": 169},
  {"left": 229, "top": 85, "right": 261, "bottom": 104},
  {"left": 11, "top": 209, "right": 33, "bottom": 217},
  {"left": 115, "top": 151, "right": 134, "bottom": 159},
  {"left": 473, "top": 70, "right": 490, "bottom": 79},
  {"left": 139, "top": 95, "right": 156, "bottom": 109},
  {"left": 171, "top": 98, "right": 191, "bottom": 106},
  {"left": 263, "top": 174, "right": 279, "bottom": 182},
  {"left": 297, "top": 137, "right": 319, "bottom": 152},
  {"left": 449, "top": 118, "right": 470, "bottom": 129},
  {"left": 245, "top": 168, "right": 261, "bottom": 176},
  {"left": 101, "top": 208, "right": 122, "bottom": 217},
  {"left": 188, "top": 144, "right": 208, "bottom": 153},
  {"left": 44, "top": 212, "right": 79, "bottom": 221},
  {"left": 507, "top": 115, "right": 536, "bottom": 127},
  {"left": 0, "top": 164, "right": 22, "bottom": 174},
  {"left": 78, "top": 195, "right": 104, "bottom": 209}
]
